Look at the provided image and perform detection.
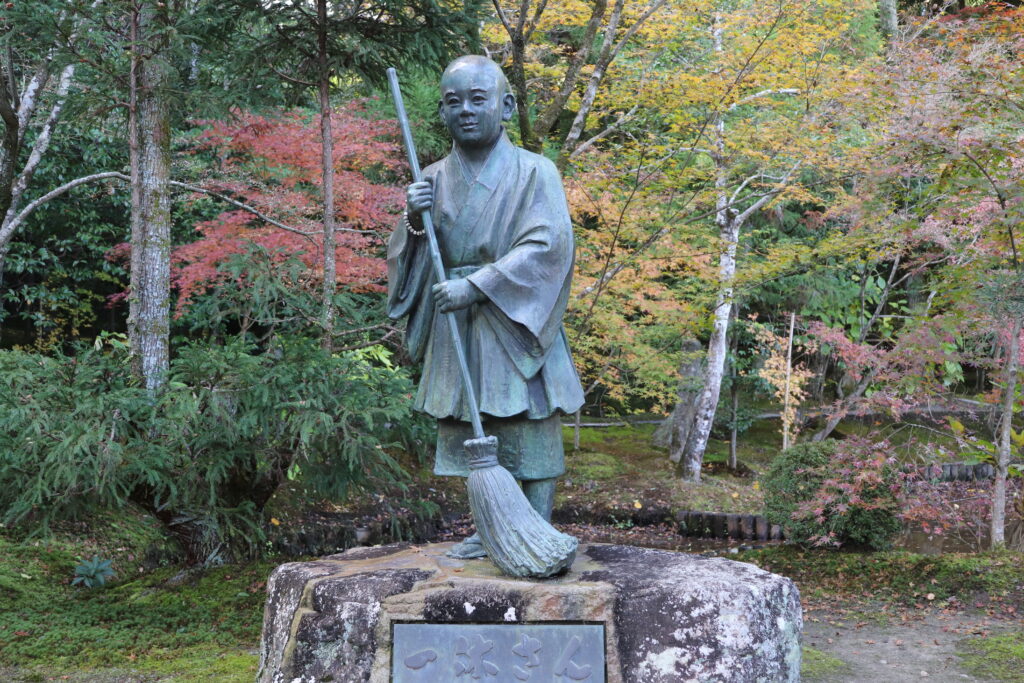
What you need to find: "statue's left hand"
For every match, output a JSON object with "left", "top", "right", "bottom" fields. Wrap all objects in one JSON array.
[{"left": 432, "top": 278, "right": 486, "bottom": 313}]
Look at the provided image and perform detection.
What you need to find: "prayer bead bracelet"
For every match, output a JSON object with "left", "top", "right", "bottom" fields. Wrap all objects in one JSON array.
[{"left": 404, "top": 210, "right": 425, "bottom": 236}]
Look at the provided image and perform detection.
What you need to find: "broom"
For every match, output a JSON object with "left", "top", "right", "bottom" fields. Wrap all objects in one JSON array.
[{"left": 387, "top": 67, "right": 577, "bottom": 578}]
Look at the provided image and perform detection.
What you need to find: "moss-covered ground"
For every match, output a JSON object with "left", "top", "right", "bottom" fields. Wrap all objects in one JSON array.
[
  {"left": 0, "top": 519, "right": 271, "bottom": 681},
  {"left": 958, "top": 630, "right": 1024, "bottom": 681},
  {"left": 801, "top": 646, "right": 849, "bottom": 679},
  {"left": 558, "top": 420, "right": 775, "bottom": 523}
]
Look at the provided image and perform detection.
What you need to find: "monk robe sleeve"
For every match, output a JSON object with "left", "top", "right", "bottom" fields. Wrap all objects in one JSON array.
[
  {"left": 386, "top": 208, "right": 434, "bottom": 362},
  {"left": 467, "top": 157, "right": 575, "bottom": 378}
]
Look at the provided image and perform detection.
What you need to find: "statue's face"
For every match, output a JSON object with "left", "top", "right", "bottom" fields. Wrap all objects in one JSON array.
[{"left": 438, "top": 61, "right": 513, "bottom": 151}]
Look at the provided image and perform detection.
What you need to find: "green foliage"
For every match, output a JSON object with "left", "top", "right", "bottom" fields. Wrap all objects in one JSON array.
[
  {"left": 0, "top": 327, "right": 417, "bottom": 562},
  {"left": 0, "top": 125, "right": 130, "bottom": 348},
  {"left": 365, "top": 76, "right": 451, "bottom": 166},
  {"left": 746, "top": 546, "right": 1024, "bottom": 606},
  {"left": 0, "top": 534, "right": 267, "bottom": 672},
  {"left": 762, "top": 440, "right": 901, "bottom": 550},
  {"left": 958, "top": 631, "right": 1024, "bottom": 682},
  {"left": 72, "top": 555, "right": 115, "bottom": 589}
]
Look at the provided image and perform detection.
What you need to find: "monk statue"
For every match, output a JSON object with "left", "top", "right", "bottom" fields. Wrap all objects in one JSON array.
[{"left": 387, "top": 55, "right": 585, "bottom": 560}]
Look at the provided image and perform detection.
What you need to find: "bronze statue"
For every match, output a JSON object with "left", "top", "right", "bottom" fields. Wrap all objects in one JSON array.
[{"left": 387, "top": 56, "right": 584, "bottom": 560}]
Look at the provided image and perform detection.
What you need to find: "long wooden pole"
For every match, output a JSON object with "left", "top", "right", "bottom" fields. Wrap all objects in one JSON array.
[{"left": 387, "top": 68, "right": 485, "bottom": 440}]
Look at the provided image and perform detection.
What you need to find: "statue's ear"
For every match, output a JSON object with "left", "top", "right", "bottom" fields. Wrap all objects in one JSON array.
[{"left": 501, "top": 92, "right": 515, "bottom": 122}]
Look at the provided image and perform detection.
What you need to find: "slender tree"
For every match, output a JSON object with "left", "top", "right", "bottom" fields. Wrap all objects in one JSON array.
[
  {"left": 127, "top": 0, "right": 173, "bottom": 390},
  {"left": 231, "top": 0, "right": 483, "bottom": 340}
]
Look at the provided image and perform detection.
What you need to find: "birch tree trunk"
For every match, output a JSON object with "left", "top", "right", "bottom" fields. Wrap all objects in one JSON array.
[
  {"left": 317, "top": 0, "right": 337, "bottom": 346},
  {"left": 128, "top": 2, "right": 171, "bottom": 392},
  {"left": 879, "top": 0, "right": 898, "bottom": 40},
  {"left": 654, "top": 338, "right": 703, "bottom": 454},
  {"left": 782, "top": 311, "right": 796, "bottom": 450},
  {"left": 673, "top": 15, "right": 734, "bottom": 482},
  {"left": 676, "top": 215, "right": 737, "bottom": 481},
  {"left": 991, "top": 314, "right": 1022, "bottom": 549}
]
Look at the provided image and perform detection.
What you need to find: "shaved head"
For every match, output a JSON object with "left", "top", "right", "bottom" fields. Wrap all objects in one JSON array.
[
  {"left": 440, "top": 55, "right": 509, "bottom": 98},
  {"left": 438, "top": 55, "right": 515, "bottom": 152}
]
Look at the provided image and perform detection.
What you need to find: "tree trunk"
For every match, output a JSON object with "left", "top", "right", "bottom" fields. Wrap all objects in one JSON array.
[
  {"left": 654, "top": 338, "right": 703, "bottom": 454},
  {"left": 782, "top": 311, "right": 796, "bottom": 450},
  {"left": 728, "top": 376, "right": 739, "bottom": 470},
  {"left": 879, "top": 0, "right": 898, "bottom": 40},
  {"left": 128, "top": 2, "right": 172, "bottom": 392},
  {"left": 317, "top": 0, "right": 336, "bottom": 346},
  {"left": 991, "top": 314, "right": 1021, "bottom": 549},
  {"left": 676, "top": 259, "right": 734, "bottom": 481},
  {"left": 674, "top": 62, "right": 735, "bottom": 482}
]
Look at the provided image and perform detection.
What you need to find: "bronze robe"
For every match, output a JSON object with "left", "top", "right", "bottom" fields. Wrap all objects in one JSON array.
[{"left": 387, "top": 133, "right": 584, "bottom": 480}]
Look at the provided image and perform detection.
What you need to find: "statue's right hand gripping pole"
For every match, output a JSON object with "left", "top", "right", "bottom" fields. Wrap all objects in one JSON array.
[{"left": 387, "top": 67, "right": 485, "bottom": 440}]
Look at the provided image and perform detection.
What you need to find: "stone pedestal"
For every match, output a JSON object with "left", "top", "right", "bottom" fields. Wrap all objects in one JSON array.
[{"left": 258, "top": 543, "right": 802, "bottom": 683}]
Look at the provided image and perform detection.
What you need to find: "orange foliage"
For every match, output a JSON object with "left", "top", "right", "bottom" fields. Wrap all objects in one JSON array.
[{"left": 171, "top": 104, "right": 404, "bottom": 315}]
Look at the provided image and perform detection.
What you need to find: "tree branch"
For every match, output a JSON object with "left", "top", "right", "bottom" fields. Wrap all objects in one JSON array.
[
  {"left": 568, "top": 104, "right": 638, "bottom": 160},
  {"left": 4, "top": 63, "right": 76, "bottom": 225},
  {"left": 533, "top": 0, "right": 607, "bottom": 137},
  {"left": 0, "top": 171, "right": 381, "bottom": 254},
  {"left": 733, "top": 160, "right": 801, "bottom": 226},
  {"left": 727, "top": 88, "right": 800, "bottom": 111}
]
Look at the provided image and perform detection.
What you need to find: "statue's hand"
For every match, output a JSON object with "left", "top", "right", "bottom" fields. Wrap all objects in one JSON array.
[
  {"left": 432, "top": 278, "right": 486, "bottom": 313},
  {"left": 406, "top": 180, "right": 433, "bottom": 216}
]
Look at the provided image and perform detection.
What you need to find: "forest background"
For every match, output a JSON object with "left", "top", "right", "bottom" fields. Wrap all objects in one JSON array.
[{"left": 1, "top": 0, "right": 1023, "bottom": 679}]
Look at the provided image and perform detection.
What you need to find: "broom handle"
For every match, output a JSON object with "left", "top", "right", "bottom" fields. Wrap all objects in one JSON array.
[{"left": 388, "top": 68, "right": 486, "bottom": 441}]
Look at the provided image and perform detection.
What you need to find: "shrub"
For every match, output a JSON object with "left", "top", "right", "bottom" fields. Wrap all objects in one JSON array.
[
  {"left": 0, "top": 336, "right": 417, "bottom": 565},
  {"left": 763, "top": 438, "right": 902, "bottom": 550}
]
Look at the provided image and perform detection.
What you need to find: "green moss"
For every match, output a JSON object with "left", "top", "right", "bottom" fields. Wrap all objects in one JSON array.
[
  {"left": 801, "top": 646, "right": 848, "bottom": 680},
  {"left": 0, "top": 535, "right": 271, "bottom": 671},
  {"left": 566, "top": 450, "right": 626, "bottom": 480},
  {"left": 563, "top": 423, "right": 659, "bottom": 459},
  {"left": 745, "top": 546, "right": 1024, "bottom": 605},
  {"left": 958, "top": 631, "right": 1024, "bottom": 681},
  {"left": 133, "top": 646, "right": 258, "bottom": 680}
]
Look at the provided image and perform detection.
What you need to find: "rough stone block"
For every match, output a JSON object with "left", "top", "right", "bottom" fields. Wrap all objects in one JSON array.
[{"left": 258, "top": 543, "right": 802, "bottom": 683}]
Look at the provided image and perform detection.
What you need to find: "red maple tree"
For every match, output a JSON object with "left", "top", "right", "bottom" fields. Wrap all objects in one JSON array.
[{"left": 170, "top": 104, "right": 404, "bottom": 315}]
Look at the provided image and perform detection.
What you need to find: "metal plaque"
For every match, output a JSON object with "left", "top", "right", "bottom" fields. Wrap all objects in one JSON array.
[{"left": 392, "top": 623, "right": 605, "bottom": 682}]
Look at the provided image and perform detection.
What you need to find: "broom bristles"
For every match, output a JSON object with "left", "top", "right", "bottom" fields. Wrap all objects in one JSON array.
[{"left": 464, "top": 436, "right": 578, "bottom": 578}]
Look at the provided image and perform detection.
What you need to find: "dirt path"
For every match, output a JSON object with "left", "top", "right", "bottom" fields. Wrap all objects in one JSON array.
[{"left": 802, "top": 601, "right": 1019, "bottom": 682}]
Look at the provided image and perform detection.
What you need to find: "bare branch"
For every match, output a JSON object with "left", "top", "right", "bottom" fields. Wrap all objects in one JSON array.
[
  {"left": 606, "top": 0, "right": 669, "bottom": 64},
  {"left": 268, "top": 63, "right": 316, "bottom": 88},
  {"left": 568, "top": 104, "right": 638, "bottom": 160},
  {"left": 491, "top": 0, "right": 514, "bottom": 36},
  {"left": 533, "top": 0, "right": 607, "bottom": 137},
  {"left": 727, "top": 88, "right": 800, "bottom": 111},
  {"left": 0, "top": 172, "right": 126, "bottom": 250},
  {"left": 0, "top": 171, "right": 380, "bottom": 255},
  {"left": 5, "top": 64, "right": 76, "bottom": 222},
  {"left": 561, "top": 0, "right": 669, "bottom": 162},
  {"left": 733, "top": 160, "right": 801, "bottom": 226},
  {"left": 15, "top": 65, "right": 53, "bottom": 143}
]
